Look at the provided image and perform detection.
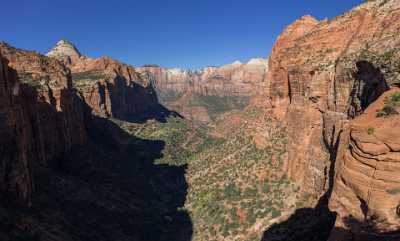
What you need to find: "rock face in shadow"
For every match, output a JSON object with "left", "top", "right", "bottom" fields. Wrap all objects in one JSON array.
[
  {"left": 47, "top": 40, "right": 175, "bottom": 123},
  {"left": 0, "top": 44, "right": 88, "bottom": 207},
  {"left": 0, "top": 43, "right": 192, "bottom": 241},
  {"left": 261, "top": 205, "right": 336, "bottom": 241},
  {"left": 0, "top": 115, "right": 193, "bottom": 241}
]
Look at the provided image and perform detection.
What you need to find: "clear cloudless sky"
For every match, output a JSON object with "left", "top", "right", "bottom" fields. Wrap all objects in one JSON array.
[{"left": 3, "top": 0, "right": 364, "bottom": 69}]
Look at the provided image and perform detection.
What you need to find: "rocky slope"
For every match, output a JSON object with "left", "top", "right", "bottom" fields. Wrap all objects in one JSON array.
[
  {"left": 260, "top": 0, "right": 400, "bottom": 239},
  {"left": 136, "top": 58, "right": 268, "bottom": 96},
  {"left": 0, "top": 42, "right": 88, "bottom": 207}
]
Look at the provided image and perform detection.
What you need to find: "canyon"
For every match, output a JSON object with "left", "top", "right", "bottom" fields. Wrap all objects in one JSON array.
[
  {"left": 135, "top": 56, "right": 268, "bottom": 124},
  {"left": 1, "top": 0, "right": 400, "bottom": 240}
]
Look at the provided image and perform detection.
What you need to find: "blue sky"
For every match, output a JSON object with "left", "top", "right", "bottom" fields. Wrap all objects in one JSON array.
[{"left": 3, "top": 0, "right": 364, "bottom": 69}]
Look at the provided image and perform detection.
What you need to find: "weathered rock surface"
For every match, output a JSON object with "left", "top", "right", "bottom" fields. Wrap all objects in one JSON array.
[
  {"left": 328, "top": 88, "right": 400, "bottom": 240},
  {"left": 47, "top": 41, "right": 163, "bottom": 121},
  {"left": 0, "top": 42, "right": 88, "bottom": 206},
  {"left": 47, "top": 39, "right": 81, "bottom": 64},
  {"left": 260, "top": 0, "right": 400, "bottom": 238},
  {"left": 263, "top": 0, "right": 400, "bottom": 196},
  {"left": 0, "top": 42, "right": 189, "bottom": 241},
  {"left": 136, "top": 57, "right": 268, "bottom": 96}
]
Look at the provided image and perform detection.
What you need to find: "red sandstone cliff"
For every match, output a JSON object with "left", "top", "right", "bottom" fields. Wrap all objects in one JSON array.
[
  {"left": 262, "top": 0, "right": 400, "bottom": 238},
  {"left": 328, "top": 88, "right": 400, "bottom": 240},
  {"left": 0, "top": 43, "right": 88, "bottom": 206},
  {"left": 46, "top": 40, "right": 161, "bottom": 121},
  {"left": 264, "top": 0, "right": 400, "bottom": 193}
]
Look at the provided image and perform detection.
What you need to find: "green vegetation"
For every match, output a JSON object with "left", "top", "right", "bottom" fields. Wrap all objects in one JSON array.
[
  {"left": 187, "top": 94, "right": 250, "bottom": 120},
  {"left": 118, "top": 105, "right": 296, "bottom": 240},
  {"left": 71, "top": 71, "right": 107, "bottom": 82},
  {"left": 19, "top": 72, "right": 42, "bottom": 88},
  {"left": 377, "top": 92, "right": 400, "bottom": 117},
  {"left": 158, "top": 90, "right": 184, "bottom": 103},
  {"left": 118, "top": 117, "right": 222, "bottom": 166},
  {"left": 367, "top": 127, "right": 375, "bottom": 135},
  {"left": 387, "top": 188, "right": 400, "bottom": 195},
  {"left": 381, "top": 50, "right": 395, "bottom": 61}
]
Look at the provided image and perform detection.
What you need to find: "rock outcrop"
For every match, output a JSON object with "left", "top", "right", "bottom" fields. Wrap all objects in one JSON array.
[
  {"left": 263, "top": 0, "right": 400, "bottom": 195},
  {"left": 47, "top": 40, "right": 163, "bottom": 121},
  {"left": 260, "top": 0, "right": 400, "bottom": 238},
  {"left": 329, "top": 88, "right": 400, "bottom": 240},
  {"left": 0, "top": 43, "right": 88, "bottom": 206},
  {"left": 47, "top": 39, "right": 81, "bottom": 64},
  {"left": 136, "top": 57, "right": 268, "bottom": 96}
]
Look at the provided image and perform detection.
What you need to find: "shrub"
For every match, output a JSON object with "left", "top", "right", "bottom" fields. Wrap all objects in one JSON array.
[
  {"left": 382, "top": 50, "right": 394, "bottom": 61},
  {"left": 367, "top": 127, "right": 375, "bottom": 135},
  {"left": 188, "top": 95, "right": 250, "bottom": 120},
  {"left": 19, "top": 72, "right": 42, "bottom": 88},
  {"left": 223, "top": 183, "right": 241, "bottom": 200},
  {"left": 262, "top": 182, "right": 270, "bottom": 193},
  {"left": 377, "top": 92, "right": 400, "bottom": 117},
  {"left": 271, "top": 209, "right": 281, "bottom": 218},
  {"left": 387, "top": 188, "right": 400, "bottom": 195},
  {"left": 72, "top": 71, "right": 106, "bottom": 81}
]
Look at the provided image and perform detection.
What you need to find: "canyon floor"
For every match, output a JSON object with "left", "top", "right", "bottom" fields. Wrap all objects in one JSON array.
[{"left": 0, "top": 93, "right": 309, "bottom": 241}]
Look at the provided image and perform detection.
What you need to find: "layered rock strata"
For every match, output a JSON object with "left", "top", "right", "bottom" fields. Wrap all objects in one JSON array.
[
  {"left": 0, "top": 43, "right": 88, "bottom": 206},
  {"left": 136, "top": 58, "right": 268, "bottom": 96},
  {"left": 262, "top": 0, "right": 400, "bottom": 238},
  {"left": 264, "top": 0, "right": 400, "bottom": 196},
  {"left": 47, "top": 41, "right": 161, "bottom": 120},
  {"left": 328, "top": 88, "right": 400, "bottom": 240}
]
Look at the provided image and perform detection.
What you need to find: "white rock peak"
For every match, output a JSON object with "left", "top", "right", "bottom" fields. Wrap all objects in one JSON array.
[
  {"left": 246, "top": 58, "right": 268, "bottom": 66},
  {"left": 47, "top": 39, "right": 81, "bottom": 60},
  {"left": 231, "top": 60, "right": 243, "bottom": 66}
]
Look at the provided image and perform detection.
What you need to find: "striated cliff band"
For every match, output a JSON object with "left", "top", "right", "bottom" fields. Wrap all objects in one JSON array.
[
  {"left": 0, "top": 43, "right": 88, "bottom": 207},
  {"left": 136, "top": 58, "right": 268, "bottom": 97},
  {"left": 260, "top": 0, "right": 400, "bottom": 240},
  {"left": 46, "top": 39, "right": 174, "bottom": 122}
]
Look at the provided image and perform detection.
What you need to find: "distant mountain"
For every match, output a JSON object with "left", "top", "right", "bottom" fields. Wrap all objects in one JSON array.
[
  {"left": 47, "top": 39, "right": 81, "bottom": 64},
  {"left": 136, "top": 57, "right": 268, "bottom": 97}
]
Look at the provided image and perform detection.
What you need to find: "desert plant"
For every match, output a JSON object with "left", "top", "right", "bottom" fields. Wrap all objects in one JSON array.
[
  {"left": 367, "top": 127, "right": 375, "bottom": 135},
  {"left": 387, "top": 188, "right": 400, "bottom": 195},
  {"left": 377, "top": 92, "right": 400, "bottom": 117}
]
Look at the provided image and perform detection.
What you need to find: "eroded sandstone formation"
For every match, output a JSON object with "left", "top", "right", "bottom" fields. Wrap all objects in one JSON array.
[
  {"left": 136, "top": 58, "right": 268, "bottom": 96},
  {"left": 261, "top": 0, "right": 400, "bottom": 238},
  {"left": 46, "top": 41, "right": 161, "bottom": 121},
  {"left": 0, "top": 43, "right": 88, "bottom": 206},
  {"left": 328, "top": 88, "right": 400, "bottom": 240},
  {"left": 264, "top": 0, "right": 400, "bottom": 195}
]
